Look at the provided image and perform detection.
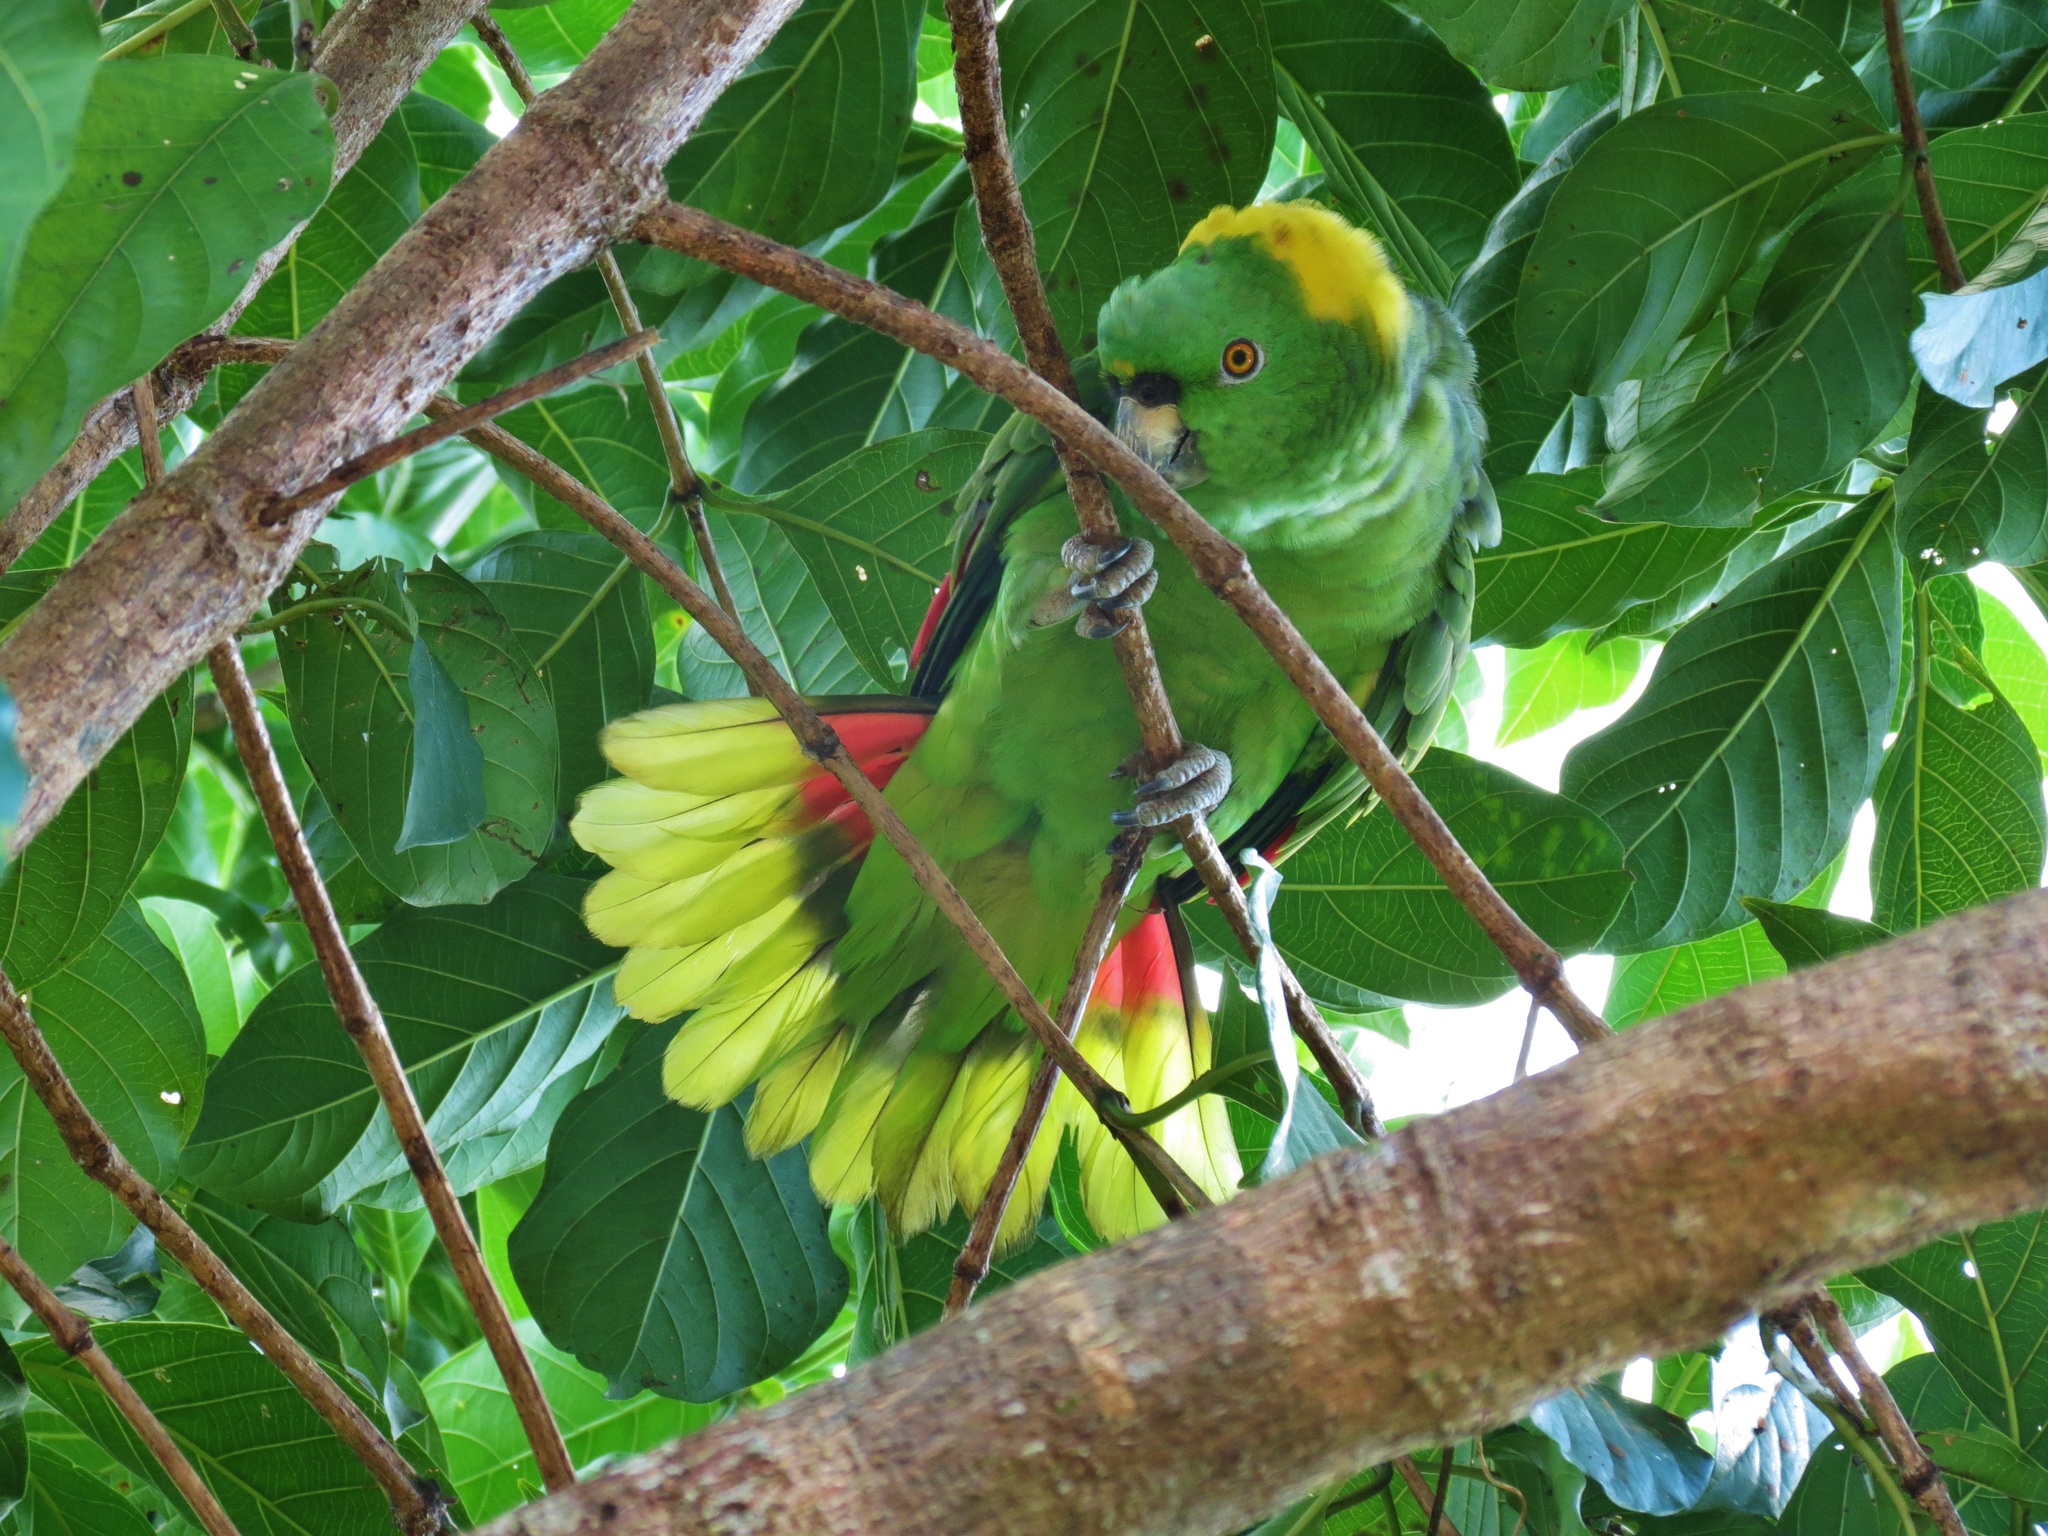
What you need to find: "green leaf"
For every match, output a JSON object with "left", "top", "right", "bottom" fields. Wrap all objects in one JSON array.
[
  {"left": 1700, "top": 1379, "right": 1832, "bottom": 1519},
  {"left": 277, "top": 559, "right": 556, "bottom": 907},
  {"left": 1599, "top": 165, "right": 1915, "bottom": 528},
  {"left": 714, "top": 429, "right": 981, "bottom": 690},
  {"left": 10, "top": 442, "right": 148, "bottom": 572},
  {"left": 140, "top": 898, "right": 241, "bottom": 1055},
  {"left": 1872, "top": 629, "right": 2045, "bottom": 932},
  {"left": 509, "top": 1028, "right": 846, "bottom": 1402},
  {"left": 1, "top": 903, "right": 203, "bottom": 1286},
  {"left": 492, "top": 382, "right": 670, "bottom": 535},
  {"left": 1562, "top": 495, "right": 1902, "bottom": 952},
  {"left": 1530, "top": 1383, "right": 1714, "bottom": 1515},
  {"left": 1861, "top": 0, "right": 2048, "bottom": 133},
  {"left": 348, "top": 1204, "right": 433, "bottom": 1328},
  {"left": 679, "top": 510, "right": 874, "bottom": 698},
  {"left": 1898, "top": 364, "right": 2048, "bottom": 567},
  {"left": 8, "top": 1439, "right": 153, "bottom": 1536},
  {"left": 1922, "top": 1425, "right": 2048, "bottom": 1504},
  {"left": 1604, "top": 921, "right": 1786, "bottom": 1029},
  {"left": 973, "top": 0, "right": 1274, "bottom": 352},
  {"left": 1200, "top": 750, "right": 1630, "bottom": 1008},
  {"left": 466, "top": 529, "right": 655, "bottom": 807},
  {"left": 395, "top": 633, "right": 487, "bottom": 851},
  {"left": 1500, "top": 633, "right": 1648, "bottom": 746},
  {"left": 424, "top": 1319, "right": 718, "bottom": 1523},
  {"left": 0, "top": 57, "right": 335, "bottom": 510},
  {"left": 182, "top": 874, "right": 622, "bottom": 1210},
  {"left": 1740, "top": 896, "right": 1890, "bottom": 970},
  {"left": 1884, "top": 1353, "right": 2030, "bottom": 1536},
  {"left": 1473, "top": 472, "right": 1756, "bottom": 647},
  {"left": 664, "top": 0, "right": 921, "bottom": 248},
  {"left": 1978, "top": 587, "right": 2048, "bottom": 767},
  {"left": 395, "top": 91, "right": 495, "bottom": 206},
  {"left": 1863, "top": 1212, "right": 2048, "bottom": 1459},
  {"left": 1268, "top": 0, "right": 1519, "bottom": 291},
  {"left": 1517, "top": 94, "right": 1891, "bottom": 398},
  {"left": 485, "top": 0, "right": 631, "bottom": 73},
  {"left": 1918, "top": 113, "right": 2048, "bottom": 294},
  {"left": 19, "top": 1323, "right": 397, "bottom": 1536},
  {"left": 55, "top": 1228, "right": 160, "bottom": 1323},
  {"left": 1403, "top": 0, "right": 1633, "bottom": 88},
  {"left": 0, "top": 1340, "right": 24, "bottom": 1520},
  {"left": 1648, "top": 0, "right": 1879, "bottom": 115},
  {"left": 0, "top": 0, "right": 100, "bottom": 316},
  {"left": 846, "top": 1200, "right": 1071, "bottom": 1362},
  {"left": 1653, "top": 1352, "right": 1716, "bottom": 1422}
]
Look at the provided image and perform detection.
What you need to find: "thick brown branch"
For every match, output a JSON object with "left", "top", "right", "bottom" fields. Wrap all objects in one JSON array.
[
  {"left": 632, "top": 204, "right": 1610, "bottom": 1046},
  {"left": 945, "top": 832, "right": 1150, "bottom": 1317},
  {"left": 0, "top": 973, "right": 440, "bottom": 1534},
  {"left": 205, "top": 642, "right": 576, "bottom": 1491},
  {"left": 0, "top": 0, "right": 481, "bottom": 567},
  {"left": 437, "top": 406, "right": 1211, "bottom": 1214},
  {"left": 0, "top": 0, "right": 807, "bottom": 846},
  {"left": 477, "top": 890, "right": 2048, "bottom": 1536},
  {"left": 0, "top": 1235, "right": 241, "bottom": 1536},
  {"left": 1882, "top": 0, "right": 1966, "bottom": 291}
]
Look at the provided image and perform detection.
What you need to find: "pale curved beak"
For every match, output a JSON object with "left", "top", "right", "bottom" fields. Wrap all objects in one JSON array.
[{"left": 1114, "top": 396, "right": 1207, "bottom": 488}]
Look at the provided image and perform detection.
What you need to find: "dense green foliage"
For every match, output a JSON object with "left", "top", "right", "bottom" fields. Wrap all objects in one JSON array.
[{"left": 0, "top": 0, "right": 2044, "bottom": 1529}]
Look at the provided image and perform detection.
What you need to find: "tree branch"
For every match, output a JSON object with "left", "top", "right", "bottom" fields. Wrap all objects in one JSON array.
[
  {"left": 204, "top": 641, "right": 577, "bottom": 1492},
  {"left": 476, "top": 888, "right": 2048, "bottom": 1536},
  {"left": 0, "top": 0, "right": 808, "bottom": 846},
  {"left": 631, "top": 203, "right": 1611, "bottom": 1046},
  {"left": 1882, "top": 0, "right": 1966, "bottom": 291},
  {"left": 0, "top": 1235, "right": 242, "bottom": 1536}
]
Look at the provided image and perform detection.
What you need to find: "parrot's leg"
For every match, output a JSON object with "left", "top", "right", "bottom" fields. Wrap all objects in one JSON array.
[
  {"left": 1063, "top": 534, "right": 1158, "bottom": 639},
  {"left": 1111, "top": 742, "right": 1232, "bottom": 827}
]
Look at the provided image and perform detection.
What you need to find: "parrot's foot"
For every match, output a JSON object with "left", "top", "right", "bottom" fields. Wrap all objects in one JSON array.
[
  {"left": 1062, "top": 534, "right": 1157, "bottom": 639},
  {"left": 1111, "top": 743, "right": 1232, "bottom": 828}
]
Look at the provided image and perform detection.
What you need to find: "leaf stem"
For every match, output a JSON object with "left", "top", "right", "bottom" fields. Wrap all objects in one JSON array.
[
  {"left": 2001, "top": 47, "right": 2048, "bottom": 119},
  {"left": 1097, "top": 1053, "right": 1269, "bottom": 1129},
  {"left": 242, "top": 594, "right": 414, "bottom": 641},
  {"left": 1882, "top": 0, "right": 1967, "bottom": 290},
  {"left": 209, "top": 0, "right": 259, "bottom": 59},
  {"left": 99, "top": 0, "right": 212, "bottom": 59},
  {"left": 1638, "top": 0, "right": 1681, "bottom": 99}
]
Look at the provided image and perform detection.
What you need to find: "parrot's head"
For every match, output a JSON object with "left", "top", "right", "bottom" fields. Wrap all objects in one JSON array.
[{"left": 1095, "top": 201, "right": 1410, "bottom": 502}]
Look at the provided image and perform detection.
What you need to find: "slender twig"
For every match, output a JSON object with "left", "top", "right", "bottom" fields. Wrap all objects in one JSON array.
[
  {"left": 242, "top": 594, "right": 414, "bottom": 640},
  {"left": 204, "top": 644, "right": 577, "bottom": 1493},
  {"left": 1396, "top": 1455, "right": 1466, "bottom": 1536},
  {"left": 466, "top": 9, "right": 747, "bottom": 634},
  {"left": 631, "top": 204, "right": 1613, "bottom": 1047},
  {"left": 0, "top": 1236, "right": 241, "bottom": 1536},
  {"left": 208, "top": 0, "right": 259, "bottom": 58},
  {"left": 1427, "top": 1446, "right": 1456, "bottom": 1536},
  {"left": 99, "top": 0, "right": 212, "bottom": 59},
  {"left": 257, "top": 329, "right": 655, "bottom": 525},
  {"left": 130, "top": 376, "right": 168, "bottom": 485},
  {"left": 1767, "top": 1328, "right": 1923, "bottom": 1535},
  {"left": 1809, "top": 1290, "right": 1971, "bottom": 1536},
  {"left": 944, "top": 833, "right": 1149, "bottom": 1317},
  {"left": 1883, "top": 0, "right": 1966, "bottom": 291},
  {"left": 0, "top": 974, "right": 442, "bottom": 1533},
  {"left": 1514, "top": 995, "right": 1540, "bottom": 1082},
  {"left": 435, "top": 406, "right": 1212, "bottom": 1214}
]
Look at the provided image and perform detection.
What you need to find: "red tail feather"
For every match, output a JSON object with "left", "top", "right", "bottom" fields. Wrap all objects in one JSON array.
[
  {"left": 795, "top": 711, "right": 934, "bottom": 850},
  {"left": 909, "top": 573, "right": 953, "bottom": 671},
  {"left": 1088, "top": 911, "right": 1183, "bottom": 1015}
]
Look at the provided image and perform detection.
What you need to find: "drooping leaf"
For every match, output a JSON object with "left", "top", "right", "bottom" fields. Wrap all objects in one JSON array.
[
  {"left": 972, "top": 0, "right": 1274, "bottom": 351},
  {"left": 1740, "top": 897, "right": 1891, "bottom": 970},
  {"left": 1195, "top": 750, "right": 1630, "bottom": 1008},
  {"left": 1859, "top": 0, "right": 2048, "bottom": 133},
  {"left": 424, "top": 1318, "right": 718, "bottom": 1523},
  {"left": 1648, "top": 0, "right": 1879, "bottom": 114},
  {"left": 1517, "top": 93, "right": 1890, "bottom": 398},
  {"left": 1604, "top": 921, "right": 1787, "bottom": 1028},
  {"left": 509, "top": 1028, "right": 847, "bottom": 1402},
  {"left": 1529, "top": 1382, "right": 1715, "bottom": 1515},
  {"left": 1698, "top": 1379, "right": 1832, "bottom": 1517},
  {"left": 395, "top": 633, "right": 487, "bottom": 851},
  {"left": 1500, "top": 633, "right": 1648, "bottom": 746},
  {"left": 54, "top": 1229, "right": 159, "bottom": 1323},
  {"left": 1472, "top": 471, "right": 1754, "bottom": 647},
  {"left": 0, "top": 0, "right": 100, "bottom": 317},
  {"left": 0, "top": 57, "right": 335, "bottom": 509},
  {"left": 140, "top": 897, "right": 241, "bottom": 1055},
  {"left": 678, "top": 510, "right": 874, "bottom": 698},
  {"left": 713, "top": 429, "right": 982, "bottom": 690},
  {"left": 1562, "top": 495, "right": 1902, "bottom": 952},
  {"left": 182, "top": 874, "right": 622, "bottom": 1210},
  {"left": 1402, "top": 0, "right": 1634, "bottom": 88},
  {"left": 1913, "top": 263, "right": 2048, "bottom": 408}
]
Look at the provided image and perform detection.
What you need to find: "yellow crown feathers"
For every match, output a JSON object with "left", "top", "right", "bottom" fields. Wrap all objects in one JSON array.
[{"left": 1180, "top": 201, "right": 1410, "bottom": 352}]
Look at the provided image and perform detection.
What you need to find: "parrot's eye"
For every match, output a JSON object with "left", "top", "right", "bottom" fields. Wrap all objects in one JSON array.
[{"left": 1219, "top": 338, "right": 1264, "bottom": 383}]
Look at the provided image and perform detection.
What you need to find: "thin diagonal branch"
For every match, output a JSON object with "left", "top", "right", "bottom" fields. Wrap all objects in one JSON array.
[
  {"left": 1397, "top": 1455, "right": 1465, "bottom": 1536},
  {"left": 632, "top": 202, "right": 1612, "bottom": 1047},
  {"left": 1882, "top": 0, "right": 1966, "bottom": 291},
  {"left": 0, "top": 1235, "right": 241, "bottom": 1536},
  {"left": 945, "top": 831, "right": 1150, "bottom": 1317},
  {"left": 435, "top": 404, "right": 1211, "bottom": 1215},
  {"left": 204, "top": 642, "right": 577, "bottom": 1493}
]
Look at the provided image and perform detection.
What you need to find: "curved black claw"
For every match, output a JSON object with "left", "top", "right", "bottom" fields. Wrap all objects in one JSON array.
[
  {"left": 1063, "top": 535, "right": 1158, "bottom": 638},
  {"left": 1111, "top": 743, "right": 1232, "bottom": 828}
]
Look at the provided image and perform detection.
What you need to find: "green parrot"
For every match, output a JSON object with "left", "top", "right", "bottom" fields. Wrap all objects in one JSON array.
[{"left": 571, "top": 200, "right": 1496, "bottom": 1250}]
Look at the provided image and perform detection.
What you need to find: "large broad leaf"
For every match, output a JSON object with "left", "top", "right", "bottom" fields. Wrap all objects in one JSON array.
[
  {"left": 1517, "top": 93, "right": 1891, "bottom": 398},
  {"left": 1267, "top": 0, "right": 1519, "bottom": 290},
  {"left": 1192, "top": 750, "right": 1629, "bottom": 1008},
  {"left": 847, "top": 1201, "right": 1073, "bottom": 1363},
  {"left": 509, "top": 1028, "right": 846, "bottom": 1402},
  {"left": 1898, "top": 362, "right": 2048, "bottom": 567},
  {"left": 714, "top": 430, "right": 982, "bottom": 690},
  {"left": 278, "top": 559, "right": 557, "bottom": 907},
  {"left": 1741, "top": 896, "right": 1890, "bottom": 970},
  {"left": 1403, "top": 0, "right": 1633, "bottom": 89},
  {"left": 679, "top": 510, "right": 874, "bottom": 698},
  {"left": 0, "top": 903, "right": 203, "bottom": 1286},
  {"left": 1776, "top": 1431, "right": 1886, "bottom": 1536},
  {"left": 0, "top": 56, "right": 334, "bottom": 510},
  {"left": 1872, "top": 649, "right": 2045, "bottom": 932},
  {"left": 1562, "top": 496, "right": 1901, "bottom": 952},
  {"left": 1473, "top": 471, "right": 1755, "bottom": 647},
  {"left": 1453, "top": 112, "right": 1611, "bottom": 482},
  {"left": 1860, "top": 0, "right": 2048, "bottom": 132},
  {"left": 1979, "top": 586, "right": 2048, "bottom": 765},
  {"left": 1648, "top": 0, "right": 1879, "bottom": 114},
  {"left": 1604, "top": 921, "right": 1786, "bottom": 1028},
  {"left": 1919, "top": 114, "right": 2048, "bottom": 293},
  {"left": 467, "top": 530, "right": 656, "bottom": 809},
  {"left": 10, "top": 1439, "right": 152, "bottom": 1536},
  {"left": 1500, "top": 633, "right": 1647, "bottom": 746},
  {"left": 19, "top": 1323, "right": 398, "bottom": 1536},
  {"left": 396, "top": 91, "right": 495, "bottom": 205},
  {"left": 486, "top": 0, "right": 632, "bottom": 72},
  {"left": 182, "top": 874, "right": 622, "bottom": 1211},
  {"left": 1529, "top": 1382, "right": 1715, "bottom": 1515},
  {"left": 974, "top": 0, "right": 1274, "bottom": 352},
  {"left": 0, "top": 0, "right": 99, "bottom": 317},
  {"left": 424, "top": 1319, "right": 719, "bottom": 1523},
  {"left": 493, "top": 382, "right": 671, "bottom": 536},
  {"left": 1884, "top": 1353, "right": 2037, "bottom": 1536},
  {"left": 1698, "top": 1378, "right": 1831, "bottom": 1518},
  {"left": 1599, "top": 165, "right": 1915, "bottom": 528}
]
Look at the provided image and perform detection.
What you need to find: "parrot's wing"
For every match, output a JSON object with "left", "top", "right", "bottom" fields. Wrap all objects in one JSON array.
[{"left": 908, "top": 354, "right": 1114, "bottom": 698}]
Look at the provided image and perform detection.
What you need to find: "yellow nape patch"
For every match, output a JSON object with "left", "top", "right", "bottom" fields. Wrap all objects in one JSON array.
[{"left": 1181, "top": 201, "right": 1409, "bottom": 351}]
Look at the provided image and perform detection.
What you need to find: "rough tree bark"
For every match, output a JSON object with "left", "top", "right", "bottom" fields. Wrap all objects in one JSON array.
[
  {"left": 0, "top": 0, "right": 803, "bottom": 842},
  {"left": 479, "top": 888, "right": 2048, "bottom": 1536}
]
